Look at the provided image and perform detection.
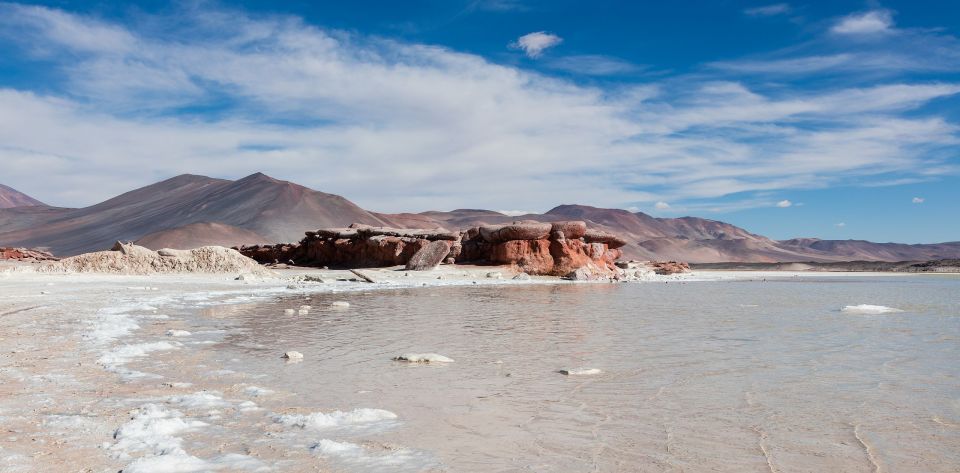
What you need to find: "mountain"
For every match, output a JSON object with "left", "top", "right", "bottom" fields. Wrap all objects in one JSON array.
[
  {"left": 0, "top": 184, "right": 45, "bottom": 208},
  {"left": 415, "top": 204, "right": 960, "bottom": 263},
  {"left": 2, "top": 175, "right": 957, "bottom": 262},
  {"left": 0, "top": 173, "right": 395, "bottom": 255}
]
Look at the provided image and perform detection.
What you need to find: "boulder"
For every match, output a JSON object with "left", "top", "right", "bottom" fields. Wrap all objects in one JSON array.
[
  {"left": 480, "top": 223, "right": 551, "bottom": 243},
  {"left": 564, "top": 267, "right": 596, "bottom": 281},
  {"left": 478, "top": 225, "right": 503, "bottom": 243},
  {"left": 405, "top": 240, "right": 452, "bottom": 270},
  {"left": 583, "top": 230, "right": 628, "bottom": 249},
  {"left": 497, "top": 222, "right": 552, "bottom": 241},
  {"left": 550, "top": 221, "right": 587, "bottom": 240}
]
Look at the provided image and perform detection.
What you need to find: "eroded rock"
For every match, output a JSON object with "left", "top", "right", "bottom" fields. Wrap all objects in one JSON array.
[{"left": 405, "top": 240, "right": 451, "bottom": 271}]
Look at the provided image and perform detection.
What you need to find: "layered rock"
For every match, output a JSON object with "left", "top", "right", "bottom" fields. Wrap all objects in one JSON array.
[
  {"left": 233, "top": 221, "right": 680, "bottom": 279},
  {"left": 237, "top": 220, "right": 627, "bottom": 277},
  {"left": 456, "top": 221, "right": 624, "bottom": 278},
  {"left": 0, "top": 247, "right": 58, "bottom": 261},
  {"left": 238, "top": 224, "right": 454, "bottom": 269}
]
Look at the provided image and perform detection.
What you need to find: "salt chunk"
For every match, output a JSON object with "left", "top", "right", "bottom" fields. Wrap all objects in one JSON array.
[
  {"left": 559, "top": 368, "right": 602, "bottom": 376},
  {"left": 282, "top": 351, "right": 304, "bottom": 361},
  {"left": 393, "top": 353, "right": 454, "bottom": 363},
  {"left": 841, "top": 304, "right": 903, "bottom": 314}
]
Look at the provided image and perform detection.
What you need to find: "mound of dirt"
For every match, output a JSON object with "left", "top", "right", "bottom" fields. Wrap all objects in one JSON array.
[{"left": 40, "top": 242, "right": 272, "bottom": 276}]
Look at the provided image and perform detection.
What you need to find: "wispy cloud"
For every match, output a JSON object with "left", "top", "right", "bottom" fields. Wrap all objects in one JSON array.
[
  {"left": 832, "top": 10, "right": 893, "bottom": 35},
  {"left": 835, "top": 222, "right": 846, "bottom": 227},
  {"left": 654, "top": 201, "right": 670, "bottom": 210},
  {"left": 776, "top": 200, "right": 793, "bottom": 208},
  {"left": 546, "top": 55, "right": 640, "bottom": 75},
  {"left": 912, "top": 196, "right": 925, "bottom": 204},
  {"left": 468, "top": 0, "right": 528, "bottom": 12},
  {"left": 510, "top": 31, "right": 562, "bottom": 58},
  {"left": 0, "top": 3, "right": 957, "bottom": 214},
  {"left": 744, "top": 3, "right": 791, "bottom": 17}
]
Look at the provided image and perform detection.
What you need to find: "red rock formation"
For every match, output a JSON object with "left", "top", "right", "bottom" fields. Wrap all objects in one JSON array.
[
  {"left": 459, "top": 221, "right": 623, "bottom": 278},
  {"left": 648, "top": 261, "right": 690, "bottom": 275},
  {"left": 236, "top": 220, "right": 632, "bottom": 278},
  {"left": 0, "top": 247, "right": 58, "bottom": 261}
]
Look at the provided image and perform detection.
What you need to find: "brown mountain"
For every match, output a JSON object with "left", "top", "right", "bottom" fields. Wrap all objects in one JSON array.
[
  {"left": 2, "top": 176, "right": 957, "bottom": 262},
  {"left": 135, "top": 222, "right": 271, "bottom": 251},
  {"left": 0, "top": 173, "right": 394, "bottom": 256},
  {"left": 0, "top": 184, "right": 45, "bottom": 208}
]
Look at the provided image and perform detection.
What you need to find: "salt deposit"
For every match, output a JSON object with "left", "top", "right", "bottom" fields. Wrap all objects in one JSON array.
[
  {"left": 331, "top": 301, "right": 350, "bottom": 308},
  {"left": 40, "top": 243, "right": 271, "bottom": 276},
  {"left": 274, "top": 408, "right": 398, "bottom": 430},
  {"left": 168, "top": 391, "right": 230, "bottom": 410},
  {"left": 310, "top": 439, "right": 436, "bottom": 472},
  {"left": 559, "top": 368, "right": 603, "bottom": 376},
  {"left": 165, "top": 330, "right": 192, "bottom": 337},
  {"left": 111, "top": 403, "right": 265, "bottom": 473},
  {"left": 98, "top": 341, "right": 179, "bottom": 377},
  {"left": 243, "top": 386, "right": 274, "bottom": 397},
  {"left": 110, "top": 404, "right": 206, "bottom": 462},
  {"left": 393, "top": 353, "right": 454, "bottom": 363},
  {"left": 841, "top": 304, "right": 904, "bottom": 314}
]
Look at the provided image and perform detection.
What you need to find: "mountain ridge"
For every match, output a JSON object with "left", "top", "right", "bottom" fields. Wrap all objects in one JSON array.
[
  {"left": 1, "top": 175, "right": 957, "bottom": 262},
  {"left": 0, "top": 184, "right": 45, "bottom": 208}
]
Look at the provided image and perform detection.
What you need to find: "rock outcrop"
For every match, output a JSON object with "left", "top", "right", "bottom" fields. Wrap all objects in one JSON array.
[
  {"left": 235, "top": 221, "right": 677, "bottom": 280},
  {"left": 239, "top": 224, "right": 456, "bottom": 269},
  {"left": 648, "top": 261, "right": 690, "bottom": 275},
  {"left": 457, "top": 221, "right": 624, "bottom": 278},
  {"left": 0, "top": 247, "right": 57, "bottom": 261}
]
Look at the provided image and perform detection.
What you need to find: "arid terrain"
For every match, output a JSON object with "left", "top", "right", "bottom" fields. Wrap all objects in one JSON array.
[{"left": 3, "top": 175, "right": 958, "bottom": 263}]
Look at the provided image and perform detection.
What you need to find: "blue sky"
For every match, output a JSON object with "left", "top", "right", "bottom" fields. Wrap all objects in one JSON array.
[{"left": 0, "top": 1, "right": 957, "bottom": 243}]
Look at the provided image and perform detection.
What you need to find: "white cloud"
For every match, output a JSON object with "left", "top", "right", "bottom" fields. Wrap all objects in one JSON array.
[
  {"left": 832, "top": 10, "right": 893, "bottom": 35},
  {"left": 744, "top": 4, "right": 791, "bottom": 17},
  {"left": 510, "top": 31, "right": 562, "bottom": 58},
  {"left": 912, "top": 197, "right": 925, "bottom": 203},
  {"left": 654, "top": 201, "right": 670, "bottom": 210},
  {"left": 547, "top": 55, "right": 640, "bottom": 75},
  {"left": 497, "top": 210, "right": 535, "bottom": 216},
  {"left": 776, "top": 200, "right": 793, "bottom": 208},
  {"left": 835, "top": 222, "right": 846, "bottom": 227},
  {"left": 0, "top": 4, "right": 957, "bottom": 214}
]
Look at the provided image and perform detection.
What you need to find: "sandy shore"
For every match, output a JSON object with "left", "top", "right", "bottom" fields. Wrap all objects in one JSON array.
[{"left": 0, "top": 264, "right": 930, "bottom": 471}]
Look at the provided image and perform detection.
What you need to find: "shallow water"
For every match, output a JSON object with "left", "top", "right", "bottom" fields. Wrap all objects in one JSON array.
[{"left": 174, "top": 275, "right": 960, "bottom": 472}]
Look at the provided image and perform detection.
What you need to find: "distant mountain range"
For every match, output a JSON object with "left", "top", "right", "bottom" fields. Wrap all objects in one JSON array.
[{"left": 1, "top": 174, "right": 958, "bottom": 262}]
